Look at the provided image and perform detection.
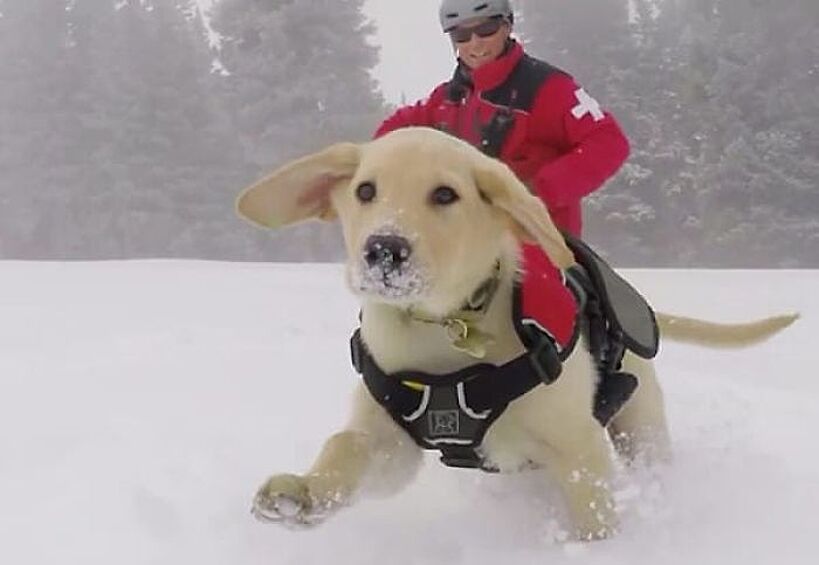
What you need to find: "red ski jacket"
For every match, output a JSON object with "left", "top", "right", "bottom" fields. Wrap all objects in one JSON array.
[{"left": 375, "top": 40, "right": 630, "bottom": 237}]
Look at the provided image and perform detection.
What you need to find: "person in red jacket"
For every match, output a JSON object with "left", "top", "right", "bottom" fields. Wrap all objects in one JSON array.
[{"left": 374, "top": 0, "right": 630, "bottom": 237}]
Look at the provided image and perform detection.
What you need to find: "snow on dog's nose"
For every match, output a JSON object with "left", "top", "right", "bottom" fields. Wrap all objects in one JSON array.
[
  {"left": 354, "top": 232, "right": 426, "bottom": 301},
  {"left": 364, "top": 234, "right": 412, "bottom": 273}
]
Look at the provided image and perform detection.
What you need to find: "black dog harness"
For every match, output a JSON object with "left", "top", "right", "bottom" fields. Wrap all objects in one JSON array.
[
  {"left": 350, "top": 283, "right": 568, "bottom": 471},
  {"left": 350, "top": 237, "right": 659, "bottom": 471}
]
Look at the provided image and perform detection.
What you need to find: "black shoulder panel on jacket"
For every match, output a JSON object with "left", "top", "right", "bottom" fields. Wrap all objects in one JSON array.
[
  {"left": 482, "top": 55, "right": 568, "bottom": 112},
  {"left": 446, "top": 63, "right": 474, "bottom": 102}
]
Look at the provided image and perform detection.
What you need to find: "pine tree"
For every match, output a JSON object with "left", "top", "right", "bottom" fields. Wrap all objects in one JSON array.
[
  {"left": 516, "top": 0, "right": 819, "bottom": 267},
  {"left": 680, "top": 0, "right": 819, "bottom": 266},
  {"left": 0, "top": 0, "right": 252, "bottom": 259},
  {"left": 211, "top": 0, "right": 387, "bottom": 260},
  {"left": 0, "top": 0, "right": 75, "bottom": 256}
]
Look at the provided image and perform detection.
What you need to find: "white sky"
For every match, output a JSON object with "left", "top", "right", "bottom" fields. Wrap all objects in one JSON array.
[
  {"left": 0, "top": 261, "right": 816, "bottom": 563},
  {"left": 363, "top": 0, "right": 455, "bottom": 104}
]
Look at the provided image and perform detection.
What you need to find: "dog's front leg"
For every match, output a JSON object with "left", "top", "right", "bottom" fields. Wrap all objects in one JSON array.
[
  {"left": 252, "top": 386, "right": 422, "bottom": 527},
  {"left": 547, "top": 426, "right": 618, "bottom": 541}
]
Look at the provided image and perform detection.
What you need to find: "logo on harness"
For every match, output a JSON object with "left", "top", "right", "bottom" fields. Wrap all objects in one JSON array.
[{"left": 429, "top": 410, "right": 460, "bottom": 436}]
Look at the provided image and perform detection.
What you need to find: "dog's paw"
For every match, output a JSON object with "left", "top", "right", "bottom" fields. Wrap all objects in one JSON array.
[
  {"left": 573, "top": 504, "right": 620, "bottom": 542},
  {"left": 251, "top": 474, "right": 329, "bottom": 529},
  {"left": 575, "top": 523, "right": 618, "bottom": 542}
]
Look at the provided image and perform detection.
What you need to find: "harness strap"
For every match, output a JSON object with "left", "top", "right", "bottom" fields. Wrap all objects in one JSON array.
[
  {"left": 564, "top": 258, "right": 643, "bottom": 426},
  {"left": 480, "top": 106, "right": 515, "bottom": 158},
  {"left": 352, "top": 329, "right": 560, "bottom": 402}
]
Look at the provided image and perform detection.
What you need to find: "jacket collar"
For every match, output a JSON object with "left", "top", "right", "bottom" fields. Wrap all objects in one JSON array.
[{"left": 457, "top": 39, "right": 524, "bottom": 93}]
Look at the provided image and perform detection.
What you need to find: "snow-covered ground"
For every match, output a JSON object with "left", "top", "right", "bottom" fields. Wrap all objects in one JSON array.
[{"left": 1, "top": 261, "right": 816, "bottom": 564}]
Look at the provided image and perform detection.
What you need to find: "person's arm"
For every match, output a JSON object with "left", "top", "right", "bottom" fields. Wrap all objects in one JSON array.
[
  {"left": 374, "top": 86, "right": 448, "bottom": 138},
  {"left": 529, "top": 74, "right": 630, "bottom": 209}
]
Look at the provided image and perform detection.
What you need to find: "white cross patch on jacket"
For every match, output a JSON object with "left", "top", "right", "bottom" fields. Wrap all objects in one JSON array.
[{"left": 571, "top": 88, "right": 605, "bottom": 122}]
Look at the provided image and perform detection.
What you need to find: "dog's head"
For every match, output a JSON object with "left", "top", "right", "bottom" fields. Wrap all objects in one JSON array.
[{"left": 237, "top": 127, "right": 574, "bottom": 314}]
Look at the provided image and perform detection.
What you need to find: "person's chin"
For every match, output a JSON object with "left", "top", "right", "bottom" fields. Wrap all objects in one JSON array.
[{"left": 466, "top": 54, "right": 492, "bottom": 68}]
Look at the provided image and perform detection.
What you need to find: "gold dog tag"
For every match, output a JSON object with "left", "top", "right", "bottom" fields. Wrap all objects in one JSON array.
[{"left": 445, "top": 319, "right": 494, "bottom": 359}]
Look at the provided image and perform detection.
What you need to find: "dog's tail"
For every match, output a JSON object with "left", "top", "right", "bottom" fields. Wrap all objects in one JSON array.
[{"left": 656, "top": 311, "right": 799, "bottom": 348}]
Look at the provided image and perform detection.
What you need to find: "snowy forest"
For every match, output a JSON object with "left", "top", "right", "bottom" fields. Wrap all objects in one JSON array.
[{"left": 0, "top": 0, "right": 817, "bottom": 267}]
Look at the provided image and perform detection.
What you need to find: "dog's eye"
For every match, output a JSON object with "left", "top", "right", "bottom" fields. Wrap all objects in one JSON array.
[
  {"left": 356, "top": 182, "right": 377, "bottom": 203},
  {"left": 430, "top": 185, "right": 460, "bottom": 206}
]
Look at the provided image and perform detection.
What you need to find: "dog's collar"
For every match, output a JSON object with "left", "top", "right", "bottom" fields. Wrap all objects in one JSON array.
[
  {"left": 406, "top": 261, "right": 502, "bottom": 359},
  {"left": 462, "top": 260, "right": 503, "bottom": 314}
]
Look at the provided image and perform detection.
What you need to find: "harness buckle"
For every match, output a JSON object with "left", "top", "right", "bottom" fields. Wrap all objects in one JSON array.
[
  {"left": 527, "top": 333, "right": 562, "bottom": 385},
  {"left": 479, "top": 106, "right": 516, "bottom": 158}
]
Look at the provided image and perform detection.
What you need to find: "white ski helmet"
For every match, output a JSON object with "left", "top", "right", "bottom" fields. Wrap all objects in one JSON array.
[{"left": 439, "top": 0, "right": 514, "bottom": 32}]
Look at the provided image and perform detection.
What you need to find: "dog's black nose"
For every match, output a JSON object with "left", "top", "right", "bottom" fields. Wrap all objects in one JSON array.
[{"left": 364, "top": 235, "right": 412, "bottom": 272}]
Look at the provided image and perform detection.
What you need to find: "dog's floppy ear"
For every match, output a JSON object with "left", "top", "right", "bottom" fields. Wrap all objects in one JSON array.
[
  {"left": 473, "top": 158, "right": 576, "bottom": 269},
  {"left": 236, "top": 142, "right": 360, "bottom": 229}
]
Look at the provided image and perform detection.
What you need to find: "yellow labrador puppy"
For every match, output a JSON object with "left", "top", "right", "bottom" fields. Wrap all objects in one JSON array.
[{"left": 237, "top": 127, "right": 796, "bottom": 540}]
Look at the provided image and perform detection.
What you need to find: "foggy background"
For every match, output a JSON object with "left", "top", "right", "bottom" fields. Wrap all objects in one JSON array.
[{"left": 0, "top": 0, "right": 816, "bottom": 267}]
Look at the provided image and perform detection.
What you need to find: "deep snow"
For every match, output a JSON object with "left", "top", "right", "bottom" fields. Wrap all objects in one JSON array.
[{"left": 1, "top": 261, "right": 816, "bottom": 564}]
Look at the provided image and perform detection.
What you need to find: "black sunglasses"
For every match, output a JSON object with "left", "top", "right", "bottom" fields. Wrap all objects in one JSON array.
[{"left": 449, "top": 17, "right": 505, "bottom": 43}]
